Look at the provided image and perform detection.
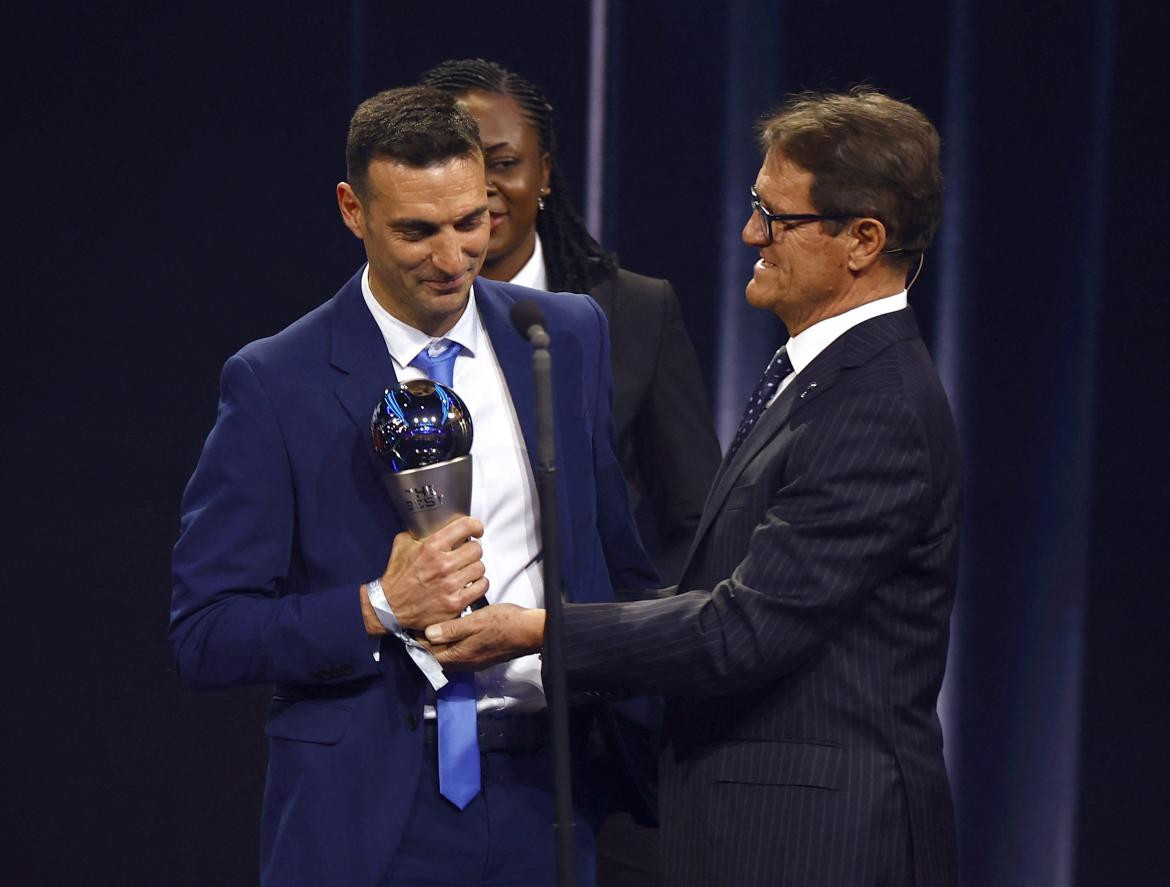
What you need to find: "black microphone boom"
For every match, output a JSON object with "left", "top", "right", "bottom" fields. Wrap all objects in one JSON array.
[
  {"left": 510, "top": 299, "right": 550, "bottom": 348},
  {"left": 511, "top": 298, "right": 575, "bottom": 887},
  {"left": 510, "top": 301, "right": 555, "bottom": 471}
]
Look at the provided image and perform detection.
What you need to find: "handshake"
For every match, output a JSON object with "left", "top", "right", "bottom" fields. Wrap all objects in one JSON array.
[{"left": 360, "top": 515, "right": 546, "bottom": 671}]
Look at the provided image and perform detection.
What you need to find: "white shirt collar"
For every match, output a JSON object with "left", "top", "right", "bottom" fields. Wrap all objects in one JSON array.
[
  {"left": 360, "top": 264, "right": 481, "bottom": 366},
  {"left": 507, "top": 232, "right": 548, "bottom": 291},
  {"left": 785, "top": 291, "right": 908, "bottom": 376}
]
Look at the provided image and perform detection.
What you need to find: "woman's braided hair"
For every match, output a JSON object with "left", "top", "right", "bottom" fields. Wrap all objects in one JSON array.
[{"left": 420, "top": 58, "right": 617, "bottom": 293}]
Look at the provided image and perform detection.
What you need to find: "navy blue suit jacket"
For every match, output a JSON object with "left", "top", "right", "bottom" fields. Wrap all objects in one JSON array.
[{"left": 170, "top": 271, "right": 657, "bottom": 886}]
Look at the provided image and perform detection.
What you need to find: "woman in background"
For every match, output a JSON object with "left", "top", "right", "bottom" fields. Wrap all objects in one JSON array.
[
  {"left": 420, "top": 59, "right": 722, "bottom": 887},
  {"left": 420, "top": 58, "right": 720, "bottom": 587}
]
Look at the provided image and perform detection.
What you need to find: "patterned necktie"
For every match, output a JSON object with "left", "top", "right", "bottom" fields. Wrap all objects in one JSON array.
[
  {"left": 727, "top": 346, "right": 794, "bottom": 460},
  {"left": 409, "top": 339, "right": 480, "bottom": 809}
]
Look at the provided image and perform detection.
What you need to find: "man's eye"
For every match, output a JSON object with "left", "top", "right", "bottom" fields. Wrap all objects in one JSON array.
[{"left": 457, "top": 215, "right": 486, "bottom": 231}]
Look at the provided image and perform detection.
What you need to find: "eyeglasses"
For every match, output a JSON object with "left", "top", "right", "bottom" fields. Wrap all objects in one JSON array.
[
  {"left": 750, "top": 186, "right": 852, "bottom": 245},
  {"left": 749, "top": 186, "right": 928, "bottom": 288}
]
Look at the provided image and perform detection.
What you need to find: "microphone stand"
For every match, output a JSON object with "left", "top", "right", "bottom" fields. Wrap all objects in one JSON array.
[{"left": 528, "top": 323, "right": 577, "bottom": 887}]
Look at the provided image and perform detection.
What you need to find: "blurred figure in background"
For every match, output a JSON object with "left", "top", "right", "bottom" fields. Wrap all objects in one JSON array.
[
  {"left": 421, "top": 58, "right": 720, "bottom": 587},
  {"left": 421, "top": 58, "right": 721, "bottom": 887}
]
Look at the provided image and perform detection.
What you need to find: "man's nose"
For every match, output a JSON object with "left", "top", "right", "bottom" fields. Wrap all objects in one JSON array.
[
  {"left": 742, "top": 211, "right": 767, "bottom": 247},
  {"left": 432, "top": 231, "right": 464, "bottom": 274}
]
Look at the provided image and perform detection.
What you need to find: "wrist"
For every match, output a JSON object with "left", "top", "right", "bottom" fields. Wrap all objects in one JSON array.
[
  {"left": 525, "top": 608, "right": 548, "bottom": 653},
  {"left": 361, "top": 580, "right": 395, "bottom": 636}
]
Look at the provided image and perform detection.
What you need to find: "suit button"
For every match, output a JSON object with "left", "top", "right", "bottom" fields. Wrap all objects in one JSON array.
[
  {"left": 406, "top": 713, "right": 420, "bottom": 731},
  {"left": 340, "top": 664, "right": 354, "bottom": 676}
]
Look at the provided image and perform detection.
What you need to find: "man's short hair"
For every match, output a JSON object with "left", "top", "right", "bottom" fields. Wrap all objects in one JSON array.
[
  {"left": 759, "top": 88, "right": 942, "bottom": 259},
  {"left": 346, "top": 86, "right": 482, "bottom": 200}
]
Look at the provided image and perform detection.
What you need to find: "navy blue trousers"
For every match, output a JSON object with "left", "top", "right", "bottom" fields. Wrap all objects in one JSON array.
[{"left": 381, "top": 740, "right": 599, "bottom": 886}]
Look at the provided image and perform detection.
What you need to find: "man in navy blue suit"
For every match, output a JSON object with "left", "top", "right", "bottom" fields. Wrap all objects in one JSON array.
[{"left": 170, "top": 86, "right": 656, "bottom": 886}]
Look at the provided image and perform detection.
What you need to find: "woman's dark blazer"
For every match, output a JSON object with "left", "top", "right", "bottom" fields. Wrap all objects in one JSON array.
[{"left": 587, "top": 266, "right": 721, "bottom": 585}]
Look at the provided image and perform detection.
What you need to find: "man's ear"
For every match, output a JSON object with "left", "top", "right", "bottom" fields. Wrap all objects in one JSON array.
[
  {"left": 337, "top": 182, "right": 366, "bottom": 241},
  {"left": 846, "top": 216, "right": 887, "bottom": 272}
]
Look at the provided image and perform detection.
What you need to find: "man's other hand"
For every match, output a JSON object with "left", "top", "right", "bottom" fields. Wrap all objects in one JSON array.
[
  {"left": 374, "top": 515, "right": 488, "bottom": 632},
  {"left": 424, "top": 604, "right": 546, "bottom": 670}
]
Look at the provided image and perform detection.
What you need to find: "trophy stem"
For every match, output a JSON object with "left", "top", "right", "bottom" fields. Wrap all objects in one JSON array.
[{"left": 380, "top": 455, "right": 473, "bottom": 538}]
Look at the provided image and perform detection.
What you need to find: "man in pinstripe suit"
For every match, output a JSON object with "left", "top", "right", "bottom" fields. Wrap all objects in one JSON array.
[{"left": 428, "top": 88, "right": 961, "bottom": 886}]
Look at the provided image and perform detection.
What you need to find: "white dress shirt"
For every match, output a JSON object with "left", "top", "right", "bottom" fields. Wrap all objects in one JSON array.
[
  {"left": 772, "top": 291, "right": 908, "bottom": 403},
  {"left": 507, "top": 233, "right": 548, "bottom": 291},
  {"left": 362, "top": 266, "right": 547, "bottom": 715}
]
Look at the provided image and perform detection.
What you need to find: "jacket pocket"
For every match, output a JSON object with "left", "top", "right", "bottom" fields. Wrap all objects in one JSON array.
[
  {"left": 722, "top": 482, "right": 757, "bottom": 513},
  {"left": 265, "top": 698, "right": 350, "bottom": 745},
  {"left": 710, "top": 739, "right": 841, "bottom": 790}
]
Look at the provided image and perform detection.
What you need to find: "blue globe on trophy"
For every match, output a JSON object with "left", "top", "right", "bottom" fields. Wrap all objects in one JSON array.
[
  {"left": 371, "top": 379, "right": 474, "bottom": 472},
  {"left": 370, "top": 380, "right": 474, "bottom": 537}
]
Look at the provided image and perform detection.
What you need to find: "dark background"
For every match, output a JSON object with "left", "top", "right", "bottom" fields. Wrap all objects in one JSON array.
[{"left": 7, "top": 1, "right": 1168, "bottom": 884}]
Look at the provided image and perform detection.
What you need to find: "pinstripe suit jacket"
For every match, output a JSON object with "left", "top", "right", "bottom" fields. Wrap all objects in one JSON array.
[{"left": 559, "top": 307, "right": 960, "bottom": 886}]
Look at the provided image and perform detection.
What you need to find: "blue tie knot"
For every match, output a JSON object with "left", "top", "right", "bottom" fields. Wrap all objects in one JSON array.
[{"left": 410, "top": 340, "right": 462, "bottom": 387}]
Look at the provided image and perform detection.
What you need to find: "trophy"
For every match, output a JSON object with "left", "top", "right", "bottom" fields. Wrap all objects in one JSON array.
[{"left": 370, "top": 379, "right": 474, "bottom": 537}]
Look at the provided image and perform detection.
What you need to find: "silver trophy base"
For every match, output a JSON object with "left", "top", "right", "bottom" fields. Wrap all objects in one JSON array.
[{"left": 381, "top": 455, "right": 473, "bottom": 538}]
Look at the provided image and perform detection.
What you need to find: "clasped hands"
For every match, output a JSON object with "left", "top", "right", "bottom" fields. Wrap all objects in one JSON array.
[{"left": 360, "top": 515, "right": 545, "bottom": 669}]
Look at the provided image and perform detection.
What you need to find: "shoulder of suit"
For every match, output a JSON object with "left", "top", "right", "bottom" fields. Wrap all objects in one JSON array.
[
  {"left": 476, "top": 276, "right": 605, "bottom": 330},
  {"left": 589, "top": 267, "right": 677, "bottom": 332},
  {"left": 814, "top": 309, "right": 938, "bottom": 402},
  {"left": 595, "top": 267, "right": 672, "bottom": 301},
  {"left": 835, "top": 307, "right": 921, "bottom": 368}
]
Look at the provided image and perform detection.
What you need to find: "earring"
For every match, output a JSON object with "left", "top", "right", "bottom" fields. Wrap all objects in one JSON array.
[
  {"left": 537, "top": 196, "right": 546, "bottom": 211},
  {"left": 538, "top": 188, "right": 549, "bottom": 211}
]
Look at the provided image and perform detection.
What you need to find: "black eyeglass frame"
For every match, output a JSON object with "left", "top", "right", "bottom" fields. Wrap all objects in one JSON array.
[
  {"left": 750, "top": 185, "right": 853, "bottom": 244},
  {"left": 749, "top": 185, "right": 927, "bottom": 288}
]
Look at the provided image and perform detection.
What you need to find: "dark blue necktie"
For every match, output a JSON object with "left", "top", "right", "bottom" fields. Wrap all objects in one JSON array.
[
  {"left": 409, "top": 340, "right": 479, "bottom": 809},
  {"left": 727, "top": 346, "right": 794, "bottom": 459}
]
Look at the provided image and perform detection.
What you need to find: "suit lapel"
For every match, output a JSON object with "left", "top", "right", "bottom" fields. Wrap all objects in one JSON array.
[
  {"left": 475, "top": 281, "right": 540, "bottom": 466},
  {"left": 323, "top": 271, "right": 406, "bottom": 542},
  {"left": 330, "top": 272, "right": 401, "bottom": 438},
  {"left": 683, "top": 308, "right": 921, "bottom": 576},
  {"left": 684, "top": 363, "right": 836, "bottom": 569}
]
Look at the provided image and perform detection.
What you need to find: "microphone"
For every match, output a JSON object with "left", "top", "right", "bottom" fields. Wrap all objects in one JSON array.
[
  {"left": 510, "top": 300, "right": 550, "bottom": 348},
  {"left": 511, "top": 296, "right": 577, "bottom": 880}
]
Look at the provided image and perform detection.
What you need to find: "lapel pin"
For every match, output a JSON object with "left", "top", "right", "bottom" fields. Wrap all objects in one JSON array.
[{"left": 800, "top": 382, "right": 818, "bottom": 399}]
